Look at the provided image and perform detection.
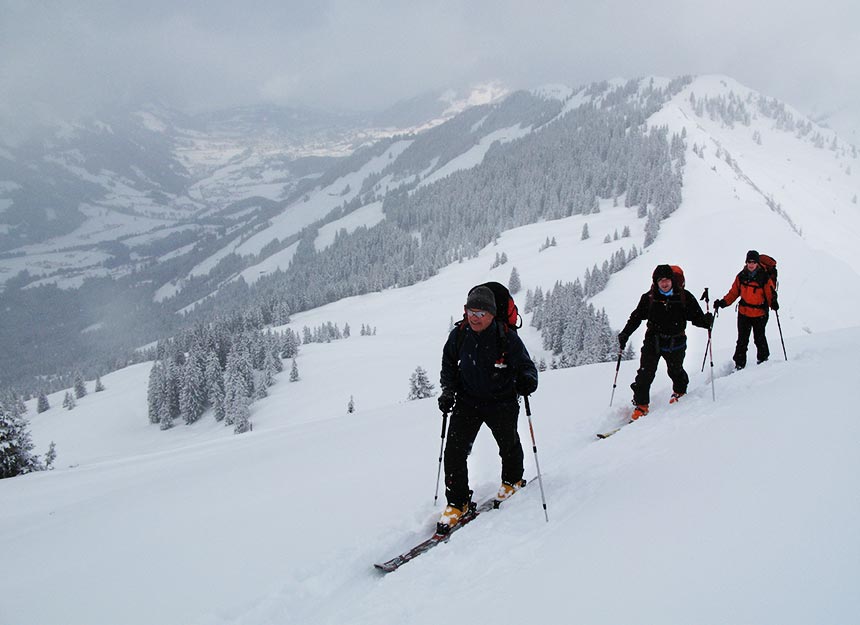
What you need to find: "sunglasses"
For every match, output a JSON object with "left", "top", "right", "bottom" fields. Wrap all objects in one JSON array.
[
  {"left": 466, "top": 309, "right": 489, "bottom": 318},
  {"left": 746, "top": 260, "right": 758, "bottom": 265}
]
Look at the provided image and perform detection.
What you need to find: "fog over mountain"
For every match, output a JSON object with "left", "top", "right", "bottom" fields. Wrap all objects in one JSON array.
[
  {"left": 0, "top": 72, "right": 857, "bottom": 400},
  {"left": 1, "top": 1, "right": 858, "bottom": 136}
]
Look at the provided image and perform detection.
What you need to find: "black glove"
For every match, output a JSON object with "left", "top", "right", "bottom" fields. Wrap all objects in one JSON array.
[
  {"left": 771, "top": 300, "right": 779, "bottom": 311},
  {"left": 438, "top": 389, "right": 455, "bottom": 413},
  {"left": 618, "top": 333, "right": 628, "bottom": 349},
  {"left": 516, "top": 376, "right": 537, "bottom": 397},
  {"left": 713, "top": 299, "right": 726, "bottom": 310},
  {"left": 702, "top": 312, "right": 714, "bottom": 328}
]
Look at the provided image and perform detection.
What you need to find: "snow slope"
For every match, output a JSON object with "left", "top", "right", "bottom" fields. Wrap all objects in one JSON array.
[
  {"left": 5, "top": 325, "right": 859, "bottom": 625},
  {"left": 7, "top": 193, "right": 860, "bottom": 624}
]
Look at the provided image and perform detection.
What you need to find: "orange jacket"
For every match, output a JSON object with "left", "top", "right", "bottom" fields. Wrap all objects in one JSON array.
[{"left": 721, "top": 269, "right": 776, "bottom": 318}]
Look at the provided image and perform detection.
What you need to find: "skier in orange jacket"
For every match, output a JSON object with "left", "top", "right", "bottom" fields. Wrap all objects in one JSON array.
[{"left": 713, "top": 250, "right": 778, "bottom": 369}]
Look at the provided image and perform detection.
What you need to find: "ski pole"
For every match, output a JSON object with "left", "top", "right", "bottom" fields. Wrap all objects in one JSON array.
[
  {"left": 775, "top": 310, "right": 788, "bottom": 360},
  {"left": 699, "top": 288, "right": 716, "bottom": 401},
  {"left": 434, "top": 410, "right": 449, "bottom": 506},
  {"left": 707, "top": 312, "right": 716, "bottom": 402},
  {"left": 609, "top": 348, "right": 623, "bottom": 406},
  {"left": 700, "top": 288, "right": 711, "bottom": 373},
  {"left": 523, "top": 395, "right": 549, "bottom": 522}
]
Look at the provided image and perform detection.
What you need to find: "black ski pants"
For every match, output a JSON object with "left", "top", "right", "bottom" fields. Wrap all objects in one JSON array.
[
  {"left": 631, "top": 333, "right": 688, "bottom": 406},
  {"left": 734, "top": 313, "right": 769, "bottom": 368},
  {"left": 444, "top": 397, "right": 523, "bottom": 508}
]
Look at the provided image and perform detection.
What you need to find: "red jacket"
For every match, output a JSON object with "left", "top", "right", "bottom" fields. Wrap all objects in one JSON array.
[{"left": 721, "top": 268, "right": 776, "bottom": 318}]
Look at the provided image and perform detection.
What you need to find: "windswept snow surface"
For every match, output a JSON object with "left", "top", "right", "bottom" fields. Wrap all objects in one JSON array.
[{"left": 4, "top": 328, "right": 859, "bottom": 625}]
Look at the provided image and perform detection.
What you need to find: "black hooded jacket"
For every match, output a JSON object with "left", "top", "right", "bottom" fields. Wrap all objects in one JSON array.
[
  {"left": 440, "top": 321, "right": 538, "bottom": 403},
  {"left": 620, "top": 286, "right": 710, "bottom": 341}
]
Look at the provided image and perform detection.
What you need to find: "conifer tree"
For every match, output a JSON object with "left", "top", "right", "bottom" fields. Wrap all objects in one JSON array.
[
  {"left": 203, "top": 351, "right": 223, "bottom": 416},
  {"left": 347, "top": 396, "right": 355, "bottom": 414},
  {"left": 147, "top": 363, "right": 162, "bottom": 424},
  {"left": 289, "top": 359, "right": 300, "bottom": 382},
  {"left": 232, "top": 394, "right": 251, "bottom": 434},
  {"left": 179, "top": 359, "right": 206, "bottom": 425},
  {"left": 407, "top": 366, "right": 435, "bottom": 400},
  {"left": 0, "top": 408, "right": 41, "bottom": 478},
  {"left": 223, "top": 346, "right": 252, "bottom": 428},
  {"left": 37, "top": 392, "right": 50, "bottom": 413},
  {"left": 508, "top": 267, "right": 521, "bottom": 295},
  {"left": 581, "top": 223, "right": 590, "bottom": 240},
  {"left": 43, "top": 441, "right": 57, "bottom": 470},
  {"left": 74, "top": 374, "right": 87, "bottom": 399},
  {"left": 94, "top": 376, "right": 105, "bottom": 392}
]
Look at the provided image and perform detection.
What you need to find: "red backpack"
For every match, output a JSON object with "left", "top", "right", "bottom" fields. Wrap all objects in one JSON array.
[
  {"left": 668, "top": 265, "right": 685, "bottom": 290},
  {"left": 757, "top": 254, "right": 778, "bottom": 288}
]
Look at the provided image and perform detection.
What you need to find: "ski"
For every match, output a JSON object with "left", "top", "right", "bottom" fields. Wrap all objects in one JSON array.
[
  {"left": 596, "top": 420, "right": 635, "bottom": 439},
  {"left": 596, "top": 426, "right": 623, "bottom": 439},
  {"left": 374, "top": 481, "right": 529, "bottom": 574}
]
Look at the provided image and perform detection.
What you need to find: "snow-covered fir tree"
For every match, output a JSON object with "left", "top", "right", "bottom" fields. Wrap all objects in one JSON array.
[
  {"left": 43, "top": 441, "right": 57, "bottom": 470},
  {"left": 407, "top": 366, "right": 435, "bottom": 400},
  {"left": 347, "top": 395, "right": 355, "bottom": 414},
  {"left": 508, "top": 267, "right": 521, "bottom": 295},
  {"left": 232, "top": 396, "right": 252, "bottom": 434},
  {"left": 0, "top": 407, "right": 42, "bottom": 478},
  {"left": 223, "top": 345, "right": 252, "bottom": 427},
  {"left": 73, "top": 374, "right": 87, "bottom": 399},
  {"left": 289, "top": 359, "right": 300, "bottom": 382},
  {"left": 281, "top": 328, "right": 300, "bottom": 359},
  {"left": 36, "top": 392, "right": 50, "bottom": 413},
  {"left": 147, "top": 363, "right": 162, "bottom": 424},
  {"left": 179, "top": 357, "right": 206, "bottom": 425}
]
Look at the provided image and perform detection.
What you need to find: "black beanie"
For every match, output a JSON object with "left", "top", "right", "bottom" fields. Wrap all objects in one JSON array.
[
  {"left": 652, "top": 264, "right": 674, "bottom": 284},
  {"left": 746, "top": 250, "right": 760, "bottom": 263},
  {"left": 465, "top": 286, "right": 497, "bottom": 316}
]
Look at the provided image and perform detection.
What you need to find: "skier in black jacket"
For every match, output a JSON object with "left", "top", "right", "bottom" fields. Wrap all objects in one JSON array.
[
  {"left": 618, "top": 265, "right": 713, "bottom": 422},
  {"left": 436, "top": 285, "right": 538, "bottom": 534}
]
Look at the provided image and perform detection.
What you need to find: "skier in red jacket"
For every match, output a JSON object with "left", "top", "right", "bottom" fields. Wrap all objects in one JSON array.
[{"left": 714, "top": 250, "right": 778, "bottom": 369}]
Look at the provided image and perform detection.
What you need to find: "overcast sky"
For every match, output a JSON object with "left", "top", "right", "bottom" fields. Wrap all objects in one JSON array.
[{"left": 2, "top": 0, "right": 857, "bottom": 133}]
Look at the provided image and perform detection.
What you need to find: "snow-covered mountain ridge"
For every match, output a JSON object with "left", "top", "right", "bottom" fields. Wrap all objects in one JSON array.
[{"left": 2, "top": 74, "right": 858, "bottom": 397}]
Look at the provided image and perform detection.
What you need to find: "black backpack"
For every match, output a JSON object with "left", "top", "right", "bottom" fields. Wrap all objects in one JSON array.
[{"left": 462, "top": 281, "right": 522, "bottom": 329}]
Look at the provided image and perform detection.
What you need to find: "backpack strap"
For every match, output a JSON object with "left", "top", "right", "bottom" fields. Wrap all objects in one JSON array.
[{"left": 648, "top": 285, "right": 686, "bottom": 312}]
